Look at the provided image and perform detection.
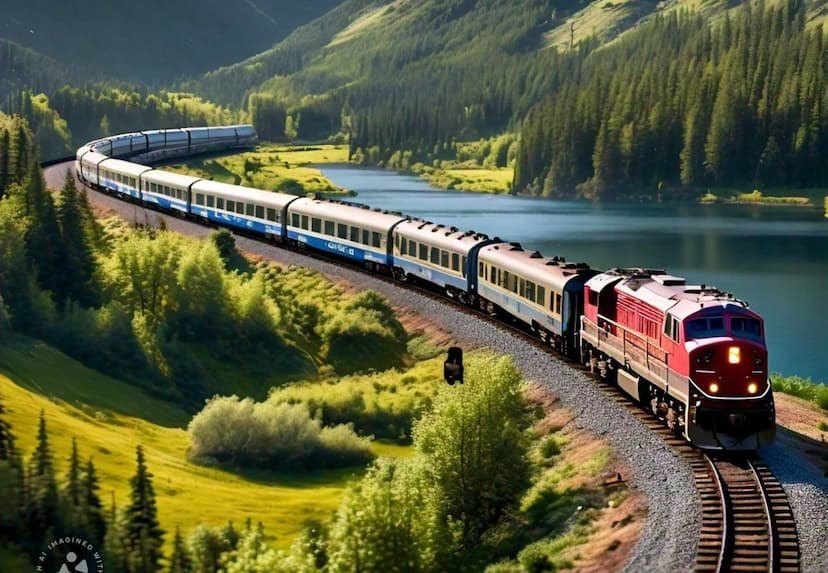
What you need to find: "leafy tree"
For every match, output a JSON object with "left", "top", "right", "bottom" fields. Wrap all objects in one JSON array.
[
  {"left": 413, "top": 355, "right": 532, "bottom": 555},
  {"left": 124, "top": 446, "right": 164, "bottom": 573},
  {"left": 219, "top": 522, "right": 281, "bottom": 573},
  {"left": 188, "top": 523, "right": 235, "bottom": 573}
]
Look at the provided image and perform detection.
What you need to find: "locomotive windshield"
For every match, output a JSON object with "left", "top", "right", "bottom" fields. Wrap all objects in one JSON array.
[
  {"left": 685, "top": 316, "right": 725, "bottom": 339},
  {"left": 684, "top": 314, "right": 763, "bottom": 341}
]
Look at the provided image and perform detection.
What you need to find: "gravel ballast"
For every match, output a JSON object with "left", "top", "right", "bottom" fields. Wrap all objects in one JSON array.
[{"left": 45, "top": 164, "right": 827, "bottom": 572}]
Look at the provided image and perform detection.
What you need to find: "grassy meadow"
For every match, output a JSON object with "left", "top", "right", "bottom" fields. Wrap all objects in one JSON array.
[
  {"left": 0, "top": 335, "right": 421, "bottom": 551},
  {"left": 165, "top": 144, "right": 350, "bottom": 196}
]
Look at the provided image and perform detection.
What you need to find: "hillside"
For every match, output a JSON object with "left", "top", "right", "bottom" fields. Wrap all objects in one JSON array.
[
  {"left": 0, "top": 39, "right": 70, "bottom": 103},
  {"left": 0, "top": 0, "right": 343, "bottom": 83}
]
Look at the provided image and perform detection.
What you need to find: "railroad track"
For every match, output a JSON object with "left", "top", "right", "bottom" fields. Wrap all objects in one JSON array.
[{"left": 73, "top": 168, "right": 801, "bottom": 573}]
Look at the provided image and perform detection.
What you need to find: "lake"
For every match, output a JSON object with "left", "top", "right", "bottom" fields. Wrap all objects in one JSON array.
[{"left": 319, "top": 165, "right": 828, "bottom": 383}]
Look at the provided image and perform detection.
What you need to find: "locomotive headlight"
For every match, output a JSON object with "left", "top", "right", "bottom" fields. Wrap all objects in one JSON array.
[
  {"left": 709, "top": 383, "right": 719, "bottom": 394},
  {"left": 747, "top": 382, "right": 758, "bottom": 394},
  {"left": 728, "top": 346, "right": 741, "bottom": 364}
]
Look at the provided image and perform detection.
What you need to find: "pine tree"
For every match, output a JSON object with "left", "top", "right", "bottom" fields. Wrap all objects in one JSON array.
[
  {"left": 82, "top": 458, "right": 106, "bottom": 548},
  {"left": 124, "top": 445, "right": 164, "bottom": 573},
  {"left": 24, "top": 410, "right": 59, "bottom": 554},
  {"left": 59, "top": 437, "right": 83, "bottom": 535},
  {"left": 168, "top": 526, "right": 193, "bottom": 573},
  {"left": 0, "top": 394, "right": 25, "bottom": 543},
  {"left": 55, "top": 174, "right": 98, "bottom": 307},
  {"left": 103, "top": 494, "right": 130, "bottom": 573}
]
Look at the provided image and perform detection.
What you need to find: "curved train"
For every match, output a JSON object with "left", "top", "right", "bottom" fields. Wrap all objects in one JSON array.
[{"left": 75, "top": 125, "right": 776, "bottom": 451}]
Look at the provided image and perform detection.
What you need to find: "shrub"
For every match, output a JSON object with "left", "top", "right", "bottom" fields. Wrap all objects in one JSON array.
[
  {"left": 771, "top": 374, "right": 828, "bottom": 410},
  {"left": 188, "top": 395, "right": 374, "bottom": 471}
]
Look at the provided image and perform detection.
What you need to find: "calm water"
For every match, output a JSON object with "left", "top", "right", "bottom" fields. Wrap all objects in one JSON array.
[{"left": 320, "top": 165, "right": 828, "bottom": 382}]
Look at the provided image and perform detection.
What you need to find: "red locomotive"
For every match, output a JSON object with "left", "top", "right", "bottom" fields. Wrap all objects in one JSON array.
[{"left": 580, "top": 268, "right": 775, "bottom": 450}]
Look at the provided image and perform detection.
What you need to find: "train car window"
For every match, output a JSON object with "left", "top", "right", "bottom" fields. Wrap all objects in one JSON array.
[
  {"left": 217, "top": 198, "right": 225, "bottom": 210},
  {"left": 246, "top": 204, "right": 255, "bottom": 217},
  {"left": 337, "top": 223, "right": 348, "bottom": 239},
  {"left": 227, "top": 200, "right": 235, "bottom": 212},
  {"left": 537, "top": 286, "right": 545, "bottom": 306},
  {"left": 518, "top": 278, "right": 525, "bottom": 298},
  {"left": 430, "top": 248, "right": 440, "bottom": 264},
  {"left": 441, "top": 250, "right": 449, "bottom": 268},
  {"left": 311, "top": 217, "right": 320, "bottom": 231},
  {"left": 408, "top": 240, "right": 417, "bottom": 256},
  {"left": 526, "top": 281, "right": 535, "bottom": 302},
  {"left": 731, "top": 317, "right": 762, "bottom": 338},
  {"left": 130, "top": 177, "right": 136, "bottom": 188},
  {"left": 452, "top": 253, "right": 460, "bottom": 271},
  {"left": 419, "top": 243, "right": 428, "bottom": 260},
  {"left": 555, "top": 293, "right": 562, "bottom": 314},
  {"left": 293, "top": 213, "right": 301, "bottom": 228},
  {"left": 512, "top": 275, "right": 519, "bottom": 294},
  {"left": 178, "top": 188, "right": 185, "bottom": 200},
  {"left": 588, "top": 290, "right": 598, "bottom": 306},
  {"left": 267, "top": 208, "right": 277, "bottom": 222},
  {"left": 350, "top": 226, "right": 360, "bottom": 241},
  {"left": 206, "top": 195, "right": 215, "bottom": 208},
  {"left": 236, "top": 202, "right": 245, "bottom": 214},
  {"left": 361, "top": 229, "right": 369, "bottom": 244},
  {"left": 400, "top": 237, "right": 407, "bottom": 254},
  {"left": 301, "top": 215, "right": 309, "bottom": 229},
  {"left": 150, "top": 183, "right": 157, "bottom": 193},
  {"left": 256, "top": 206, "right": 265, "bottom": 219},
  {"left": 195, "top": 193, "right": 205, "bottom": 206},
  {"left": 372, "top": 232, "right": 382, "bottom": 248},
  {"left": 502, "top": 270, "right": 509, "bottom": 289},
  {"left": 324, "top": 221, "right": 335, "bottom": 235},
  {"left": 461, "top": 256, "right": 467, "bottom": 277}
]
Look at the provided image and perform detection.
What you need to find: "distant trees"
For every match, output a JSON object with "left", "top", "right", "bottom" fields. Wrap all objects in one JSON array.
[{"left": 515, "top": 1, "right": 828, "bottom": 197}]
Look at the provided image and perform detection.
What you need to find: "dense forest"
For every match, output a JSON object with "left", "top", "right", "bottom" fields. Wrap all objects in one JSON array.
[{"left": 514, "top": 0, "right": 828, "bottom": 197}]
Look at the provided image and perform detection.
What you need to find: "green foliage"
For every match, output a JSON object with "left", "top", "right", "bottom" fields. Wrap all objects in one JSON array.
[
  {"left": 188, "top": 522, "right": 239, "bottom": 573},
  {"left": 414, "top": 355, "right": 533, "bottom": 554},
  {"left": 268, "top": 357, "right": 440, "bottom": 441},
  {"left": 187, "top": 395, "right": 374, "bottom": 471},
  {"left": 770, "top": 373, "right": 828, "bottom": 410},
  {"left": 169, "top": 527, "right": 193, "bottom": 573},
  {"left": 23, "top": 410, "right": 59, "bottom": 555},
  {"left": 326, "top": 458, "right": 445, "bottom": 573},
  {"left": 817, "top": 421, "right": 828, "bottom": 432}
]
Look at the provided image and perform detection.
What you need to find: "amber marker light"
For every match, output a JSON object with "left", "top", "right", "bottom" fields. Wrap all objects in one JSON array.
[
  {"left": 747, "top": 382, "right": 758, "bottom": 394},
  {"left": 728, "top": 346, "right": 741, "bottom": 364},
  {"left": 709, "top": 383, "right": 719, "bottom": 394}
]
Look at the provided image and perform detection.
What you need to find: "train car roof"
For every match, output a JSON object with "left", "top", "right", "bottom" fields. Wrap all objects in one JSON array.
[
  {"left": 81, "top": 151, "right": 112, "bottom": 165},
  {"left": 289, "top": 198, "right": 406, "bottom": 232},
  {"left": 394, "top": 219, "right": 493, "bottom": 254},
  {"left": 479, "top": 243, "right": 594, "bottom": 290},
  {"left": 142, "top": 169, "right": 202, "bottom": 187},
  {"left": 601, "top": 269, "right": 750, "bottom": 318},
  {"left": 192, "top": 180, "right": 296, "bottom": 208},
  {"left": 99, "top": 158, "right": 154, "bottom": 177}
]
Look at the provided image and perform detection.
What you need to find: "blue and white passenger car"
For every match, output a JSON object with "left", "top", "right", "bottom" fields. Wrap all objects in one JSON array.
[
  {"left": 392, "top": 220, "right": 494, "bottom": 301},
  {"left": 97, "top": 158, "right": 153, "bottom": 199},
  {"left": 190, "top": 180, "right": 298, "bottom": 238},
  {"left": 477, "top": 243, "right": 597, "bottom": 352},
  {"left": 286, "top": 198, "right": 406, "bottom": 268},
  {"left": 141, "top": 170, "right": 201, "bottom": 213}
]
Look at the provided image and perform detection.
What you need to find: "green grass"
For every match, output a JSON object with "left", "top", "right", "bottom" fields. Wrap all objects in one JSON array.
[
  {"left": 770, "top": 373, "right": 828, "bottom": 410},
  {"left": 0, "top": 336, "right": 398, "bottom": 551},
  {"left": 701, "top": 188, "right": 826, "bottom": 207},
  {"left": 165, "top": 144, "right": 350, "bottom": 196},
  {"left": 418, "top": 165, "right": 514, "bottom": 193}
]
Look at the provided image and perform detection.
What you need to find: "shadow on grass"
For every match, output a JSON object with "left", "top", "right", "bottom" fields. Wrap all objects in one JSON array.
[{"left": 191, "top": 456, "right": 369, "bottom": 487}]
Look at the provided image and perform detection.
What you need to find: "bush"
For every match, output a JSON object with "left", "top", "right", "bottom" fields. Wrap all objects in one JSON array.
[
  {"left": 188, "top": 395, "right": 374, "bottom": 471},
  {"left": 771, "top": 373, "right": 828, "bottom": 410}
]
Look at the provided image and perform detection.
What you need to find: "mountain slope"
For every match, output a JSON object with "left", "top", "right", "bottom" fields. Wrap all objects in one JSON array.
[{"left": 0, "top": 0, "right": 344, "bottom": 83}]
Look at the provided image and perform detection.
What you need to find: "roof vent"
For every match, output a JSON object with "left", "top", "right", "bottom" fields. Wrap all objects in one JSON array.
[
  {"left": 529, "top": 251, "right": 543, "bottom": 259},
  {"left": 651, "top": 274, "right": 686, "bottom": 286},
  {"left": 509, "top": 242, "right": 523, "bottom": 251}
]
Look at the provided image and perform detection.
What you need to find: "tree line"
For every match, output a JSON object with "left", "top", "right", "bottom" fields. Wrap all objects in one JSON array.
[
  {"left": 514, "top": 0, "right": 827, "bottom": 197},
  {"left": 0, "top": 403, "right": 162, "bottom": 572}
]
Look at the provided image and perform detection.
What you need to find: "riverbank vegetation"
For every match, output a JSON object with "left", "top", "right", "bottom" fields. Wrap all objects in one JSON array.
[
  {"left": 771, "top": 373, "right": 828, "bottom": 410},
  {"left": 164, "top": 144, "right": 349, "bottom": 196},
  {"left": 700, "top": 190, "right": 818, "bottom": 207}
]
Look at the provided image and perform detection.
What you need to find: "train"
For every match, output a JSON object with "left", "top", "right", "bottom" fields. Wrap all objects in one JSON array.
[{"left": 75, "top": 125, "right": 776, "bottom": 451}]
